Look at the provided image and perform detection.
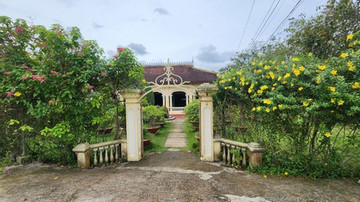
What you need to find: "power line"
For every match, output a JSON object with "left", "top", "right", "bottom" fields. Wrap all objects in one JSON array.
[
  {"left": 253, "top": 0, "right": 281, "bottom": 42},
  {"left": 253, "top": 0, "right": 277, "bottom": 41},
  {"left": 236, "top": 0, "right": 256, "bottom": 53},
  {"left": 261, "top": 0, "right": 304, "bottom": 48}
]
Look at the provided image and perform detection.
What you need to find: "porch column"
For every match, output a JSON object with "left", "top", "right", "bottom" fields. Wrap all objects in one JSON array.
[
  {"left": 162, "top": 95, "right": 166, "bottom": 107},
  {"left": 186, "top": 94, "right": 189, "bottom": 105},
  {"left": 121, "top": 89, "right": 143, "bottom": 161},
  {"left": 169, "top": 95, "right": 173, "bottom": 112},
  {"left": 196, "top": 83, "right": 218, "bottom": 161}
]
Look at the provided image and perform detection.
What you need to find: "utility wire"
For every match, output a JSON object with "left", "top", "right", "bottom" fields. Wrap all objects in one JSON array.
[
  {"left": 253, "top": 0, "right": 277, "bottom": 41},
  {"left": 261, "top": 0, "right": 304, "bottom": 48},
  {"left": 253, "top": 0, "right": 281, "bottom": 42},
  {"left": 236, "top": 0, "right": 256, "bottom": 53}
]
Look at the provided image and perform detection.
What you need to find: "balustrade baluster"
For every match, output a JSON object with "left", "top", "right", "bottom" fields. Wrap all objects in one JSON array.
[
  {"left": 222, "top": 143, "right": 226, "bottom": 164},
  {"left": 115, "top": 144, "right": 119, "bottom": 161},
  {"left": 242, "top": 148, "right": 247, "bottom": 166},
  {"left": 105, "top": 146, "right": 109, "bottom": 164},
  {"left": 93, "top": 148, "right": 98, "bottom": 166},
  {"left": 110, "top": 145, "right": 114, "bottom": 163},
  {"left": 99, "top": 147, "right": 103, "bottom": 164},
  {"left": 231, "top": 146, "right": 236, "bottom": 166},
  {"left": 226, "top": 144, "right": 231, "bottom": 166}
]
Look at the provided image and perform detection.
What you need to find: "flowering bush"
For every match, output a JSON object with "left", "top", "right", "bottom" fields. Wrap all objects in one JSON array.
[
  {"left": 0, "top": 17, "right": 144, "bottom": 164},
  {"left": 215, "top": 33, "right": 360, "bottom": 177}
]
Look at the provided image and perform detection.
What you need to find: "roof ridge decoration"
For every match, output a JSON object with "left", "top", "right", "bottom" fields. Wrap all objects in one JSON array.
[
  {"left": 147, "top": 59, "right": 190, "bottom": 86},
  {"left": 143, "top": 60, "right": 193, "bottom": 66}
]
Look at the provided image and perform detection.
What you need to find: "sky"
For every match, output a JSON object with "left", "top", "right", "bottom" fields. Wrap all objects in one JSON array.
[{"left": 1, "top": 0, "right": 327, "bottom": 71}]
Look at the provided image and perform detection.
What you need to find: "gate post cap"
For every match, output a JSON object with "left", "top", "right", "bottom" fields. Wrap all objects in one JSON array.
[
  {"left": 73, "top": 143, "right": 90, "bottom": 153},
  {"left": 248, "top": 142, "right": 264, "bottom": 152}
]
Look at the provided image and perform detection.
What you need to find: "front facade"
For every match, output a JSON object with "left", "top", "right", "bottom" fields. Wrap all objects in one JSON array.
[{"left": 144, "top": 61, "right": 217, "bottom": 114}]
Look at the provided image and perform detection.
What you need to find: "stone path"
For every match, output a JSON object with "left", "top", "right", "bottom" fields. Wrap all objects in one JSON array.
[{"left": 164, "top": 117, "right": 187, "bottom": 148}]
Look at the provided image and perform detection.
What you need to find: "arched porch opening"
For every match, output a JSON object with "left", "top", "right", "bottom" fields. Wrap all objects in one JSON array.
[
  {"left": 154, "top": 92, "right": 163, "bottom": 106},
  {"left": 172, "top": 91, "right": 186, "bottom": 107}
]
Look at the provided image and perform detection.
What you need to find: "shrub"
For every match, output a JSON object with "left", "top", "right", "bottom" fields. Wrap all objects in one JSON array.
[
  {"left": 184, "top": 99, "right": 200, "bottom": 122},
  {"left": 143, "top": 105, "right": 166, "bottom": 127}
]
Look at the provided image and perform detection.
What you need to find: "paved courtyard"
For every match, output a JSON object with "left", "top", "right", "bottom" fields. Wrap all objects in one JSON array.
[{"left": 1, "top": 149, "right": 359, "bottom": 202}]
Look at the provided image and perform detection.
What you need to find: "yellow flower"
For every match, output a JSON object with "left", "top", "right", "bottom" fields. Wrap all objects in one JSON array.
[
  {"left": 272, "top": 87, "right": 275, "bottom": 90},
  {"left": 308, "top": 52, "right": 313, "bottom": 57},
  {"left": 258, "top": 61, "right": 263, "bottom": 66},
  {"left": 281, "top": 61, "right": 285, "bottom": 65},
  {"left": 277, "top": 76, "right": 282, "bottom": 81},
  {"left": 283, "top": 73, "right": 291, "bottom": 79},
  {"left": 282, "top": 81, "right": 287, "bottom": 84},
  {"left": 252, "top": 107, "right": 256, "bottom": 111},
  {"left": 265, "top": 108, "right": 270, "bottom": 113},
  {"left": 220, "top": 80, "right": 225, "bottom": 84},
  {"left": 347, "top": 61, "right": 355, "bottom": 71},
  {"left": 248, "top": 83, "right": 254, "bottom": 93},
  {"left": 352, "top": 82, "right": 360, "bottom": 89},
  {"left": 278, "top": 104, "right": 283, "bottom": 108},
  {"left": 273, "top": 83, "right": 277, "bottom": 87},
  {"left": 290, "top": 83, "right": 294, "bottom": 87},
  {"left": 303, "top": 102, "right": 309, "bottom": 107},
  {"left": 264, "top": 175, "right": 267, "bottom": 178},
  {"left": 257, "top": 89, "right": 263, "bottom": 94},
  {"left": 256, "top": 69, "right": 262, "bottom": 74},
  {"left": 264, "top": 99, "right": 272, "bottom": 104},
  {"left": 142, "top": 79, "right": 146, "bottom": 83},
  {"left": 316, "top": 76, "right": 321, "bottom": 84},
  {"left": 324, "top": 132, "right": 331, "bottom": 138},
  {"left": 292, "top": 68, "right": 301, "bottom": 76},
  {"left": 257, "top": 53, "right": 261, "bottom": 57},
  {"left": 298, "top": 87, "right": 303, "bottom": 91},
  {"left": 319, "top": 65, "right": 326, "bottom": 71},
  {"left": 331, "top": 70, "right": 337, "bottom": 76},
  {"left": 347, "top": 33, "right": 354, "bottom": 41},
  {"left": 224, "top": 87, "right": 228, "bottom": 90},
  {"left": 329, "top": 86, "right": 336, "bottom": 92},
  {"left": 340, "top": 53, "right": 349, "bottom": 58},
  {"left": 14, "top": 92, "right": 21, "bottom": 97},
  {"left": 299, "top": 66, "right": 305, "bottom": 71},
  {"left": 251, "top": 61, "right": 256, "bottom": 66},
  {"left": 331, "top": 98, "right": 335, "bottom": 103},
  {"left": 273, "top": 106, "right": 277, "bottom": 110},
  {"left": 338, "top": 100, "right": 344, "bottom": 105},
  {"left": 292, "top": 57, "right": 299, "bottom": 62},
  {"left": 216, "top": 73, "right": 220, "bottom": 77},
  {"left": 236, "top": 71, "right": 241, "bottom": 75},
  {"left": 264, "top": 65, "right": 270, "bottom": 70},
  {"left": 269, "top": 71, "right": 275, "bottom": 79},
  {"left": 260, "top": 85, "right": 268, "bottom": 90},
  {"left": 232, "top": 77, "right": 236, "bottom": 80},
  {"left": 284, "top": 172, "right": 288, "bottom": 176},
  {"left": 257, "top": 106, "right": 262, "bottom": 111}
]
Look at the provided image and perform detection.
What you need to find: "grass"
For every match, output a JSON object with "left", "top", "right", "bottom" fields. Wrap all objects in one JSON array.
[
  {"left": 143, "top": 122, "right": 173, "bottom": 155},
  {"left": 183, "top": 120, "right": 200, "bottom": 154}
]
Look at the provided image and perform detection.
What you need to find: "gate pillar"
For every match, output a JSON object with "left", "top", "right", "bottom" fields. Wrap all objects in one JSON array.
[
  {"left": 196, "top": 83, "right": 218, "bottom": 161},
  {"left": 121, "top": 89, "right": 143, "bottom": 161}
]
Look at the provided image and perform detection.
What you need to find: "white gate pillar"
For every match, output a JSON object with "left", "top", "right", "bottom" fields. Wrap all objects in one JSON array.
[
  {"left": 196, "top": 83, "right": 218, "bottom": 161},
  {"left": 121, "top": 89, "right": 143, "bottom": 161}
]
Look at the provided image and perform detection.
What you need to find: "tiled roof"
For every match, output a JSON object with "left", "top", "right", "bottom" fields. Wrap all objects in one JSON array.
[{"left": 144, "top": 64, "right": 217, "bottom": 85}]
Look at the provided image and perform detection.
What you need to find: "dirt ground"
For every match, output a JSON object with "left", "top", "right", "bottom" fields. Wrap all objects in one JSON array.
[{"left": 1, "top": 150, "right": 359, "bottom": 202}]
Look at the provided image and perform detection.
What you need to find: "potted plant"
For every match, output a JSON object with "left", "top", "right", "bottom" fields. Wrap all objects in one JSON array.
[{"left": 143, "top": 106, "right": 162, "bottom": 134}]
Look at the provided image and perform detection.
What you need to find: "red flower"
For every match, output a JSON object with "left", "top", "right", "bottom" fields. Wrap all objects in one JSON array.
[
  {"left": 117, "top": 47, "right": 124, "bottom": 52},
  {"left": 6, "top": 92, "right": 13, "bottom": 97},
  {"left": 15, "top": 26, "right": 23, "bottom": 34},
  {"left": 88, "top": 85, "right": 94, "bottom": 90},
  {"left": 23, "top": 65, "right": 29, "bottom": 71},
  {"left": 1, "top": 52, "right": 6, "bottom": 56},
  {"left": 114, "top": 55, "right": 118, "bottom": 60},
  {"left": 100, "top": 72, "right": 107, "bottom": 76},
  {"left": 32, "top": 75, "right": 37, "bottom": 80},
  {"left": 50, "top": 70, "right": 59, "bottom": 76},
  {"left": 3, "top": 72, "right": 11, "bottom": 76},
  {"left": 22, "top": 76, "right": 29, "bottom": 81},
  {"left": 48, "top": 100, "right": 57, "bottom": 106}
]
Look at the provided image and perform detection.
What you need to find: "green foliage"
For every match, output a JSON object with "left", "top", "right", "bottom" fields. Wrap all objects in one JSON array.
[
  {"left": 183, "top": 120, "right": 199, "bottom": 154},
  {"left": 184, "top": 99, "right": 200, "bottom": 122},
  {"left": 143, "top": 105, "right": 167, "bottom": 126},
  {"left": 0, "top": 16, "right": 143, "bottom": 165}
]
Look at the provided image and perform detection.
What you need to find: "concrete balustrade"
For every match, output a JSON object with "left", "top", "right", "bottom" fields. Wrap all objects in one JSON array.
[
  {"left": 73, "top": 139, "right": 127, "bottom": 168},
  {"left": 213, "top": 139, "right": 264, "bottom": 168}
]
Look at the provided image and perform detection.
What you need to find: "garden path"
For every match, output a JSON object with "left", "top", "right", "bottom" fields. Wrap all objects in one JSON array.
[{"left": 164, "top": 118, "right": 187, "bottom": 148}]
